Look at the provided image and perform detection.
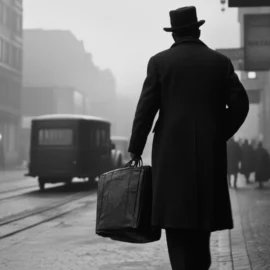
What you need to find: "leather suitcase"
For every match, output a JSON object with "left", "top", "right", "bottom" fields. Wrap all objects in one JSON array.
[{"left": 95, "top": 159, "right": 161, "bottom": 243}]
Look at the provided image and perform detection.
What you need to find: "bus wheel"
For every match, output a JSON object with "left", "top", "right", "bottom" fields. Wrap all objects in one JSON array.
[
  {"left": 38, "top": 178, "right": 45, "bottom": 191},
  {"left": 88, "top": 176, "right": 98, "bottom": 188},
  {"left": 64, "top": 178, "right": 72, "bottom": 185}
]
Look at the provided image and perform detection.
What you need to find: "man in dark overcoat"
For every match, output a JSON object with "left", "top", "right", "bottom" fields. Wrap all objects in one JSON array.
[
  {"left": 254, "top": 142, "right": 270, "bottom": 188},
  {"left": 128, "top": 6, "right": 249, "bottom": 270},
  {"left": 0, "top": 138, "right": 5, "bottom": 170},
  {"left": 227, "top": 137, "right": 241, "bottom": 188},
  {"left": 240, "top": 139, "right": 255, "bottom": 184}
]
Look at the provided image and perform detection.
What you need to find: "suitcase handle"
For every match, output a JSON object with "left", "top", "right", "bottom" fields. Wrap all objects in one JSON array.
[{"left": 125, "top": 157, "right": 143, "bottom": 168}]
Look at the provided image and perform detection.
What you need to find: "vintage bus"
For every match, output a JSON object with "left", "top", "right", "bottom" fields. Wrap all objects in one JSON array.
[{"left": 26, "top": 114, "right": 123, "bottom": 190}]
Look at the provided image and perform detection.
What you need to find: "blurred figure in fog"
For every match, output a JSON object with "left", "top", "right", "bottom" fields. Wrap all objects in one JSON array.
[
  {"left": 0, "top": 139, "right": 5, "bottom": 170},
  {"left": 237, "top": 137, "right": 244, "bottom": 147},
  {"left": 240, "top": 139, "right": 255, "bottom": 184},
  {"left": 254, "top": 142, "right": 270, "bottom": 188},
  {"left": 227, "top": 137, "right": 241, "bottom": 188},
  {"left": 128, "top": 6, "right": 249, "bottom": 270}
]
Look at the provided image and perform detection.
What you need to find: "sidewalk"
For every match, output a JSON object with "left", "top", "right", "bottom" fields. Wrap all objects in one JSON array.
[
  {"left": 0, "top": 168, "right": 31, "bottom": 192},
  {"left": 0, "top": 168, "right": 27, "bottom": 182},
  {"left": 0, "top": 188, "right": 253, "bottom": 270},
  {"left": 209, "top": 189, "right": 251, "bottom": 270}
]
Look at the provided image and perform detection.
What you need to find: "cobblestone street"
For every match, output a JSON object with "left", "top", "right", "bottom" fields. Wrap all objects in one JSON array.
[
  {"left": 235, "top": 184, "right": 270, "bottom": 270},
  {"left": 0, "top": 174, "right": 270, "bottom": 269}
]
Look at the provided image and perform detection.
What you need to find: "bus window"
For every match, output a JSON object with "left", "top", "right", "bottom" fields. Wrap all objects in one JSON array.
[
  {"left": 89, "top": 129, "right": 94, "bottom": 147},
  {"left": 96, "top": 129, "right": 100, "bottom": 147},
  {"left": 38, "top": 129, "right": 73, "bottom": 146},
  {"left": 101, "top": 129, "right": 106, "bottom": 146}
]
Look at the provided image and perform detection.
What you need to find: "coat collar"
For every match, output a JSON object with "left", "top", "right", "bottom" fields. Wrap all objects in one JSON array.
[{"left": 170, "top": 37, "right": 207, "bottom": 48}]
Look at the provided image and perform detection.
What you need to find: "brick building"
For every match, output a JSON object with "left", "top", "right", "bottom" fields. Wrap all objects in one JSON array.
[
  {"left": 236, "top": 3, "right": 270, "bottom": 147},
  {"left": 21, "top": 29, "right": 117, "bottom": 162},
  {"left": 23, "top": 29, "right": 117, "bottom": 129},
  {"left": 0, "top": 0, "right": 23, "bottom": 167}
]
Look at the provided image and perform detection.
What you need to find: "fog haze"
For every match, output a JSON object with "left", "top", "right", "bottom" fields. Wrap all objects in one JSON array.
[{"left": 24, "top": 0, "right": 240, "bottom": 95}]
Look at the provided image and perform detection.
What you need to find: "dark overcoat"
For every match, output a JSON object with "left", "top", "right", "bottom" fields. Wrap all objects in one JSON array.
[
  {"left": 241, "top": 142, "right": 255, "bottom": 175},
  {"left": 227, "top": 139, "right": 241, "bottom": 175},
  {"left": 128, "top": 37, "right": 249, "bottom": 232},
  {"left": 255, "top": 147, "right": 270, "bottom": 183}
]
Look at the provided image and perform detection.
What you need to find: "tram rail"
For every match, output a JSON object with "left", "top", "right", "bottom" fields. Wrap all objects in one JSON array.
[
  {"left": 0, "top": 185, "right": 38, "bottom": 201},
  {"left": 0, "top": 190, "right": 96, "bottom": 240}
]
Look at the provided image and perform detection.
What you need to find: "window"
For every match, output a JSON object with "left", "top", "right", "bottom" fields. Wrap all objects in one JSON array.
[
  {"left": 2, "top": 40, "right": 9, "bottom": 64},
  {"left": 101, "top": 129, "right": 108, "bottom": 146},
  {"left": 15, "top": 14, "right": 22, "bottom": 34},
  {"left": 12, "top": 45, "right": 16, "bottom": 68},
  {"left": 89, "top": 129, "right": 95, "bottom": 147},
  {"left": 95, "top": 129, "right": 100, "bottom": 147},
  {"left": 38, "top": 129, "right": 73, "bottom": 146},
  {"left": 8, "top": 124, "right": 16, "bottom": 152},
  {"left": 0, "top": 3, "right": 2, "bottom": 22},
  {"left": 90, "top": 128, "right": 108, "bottom": 147},
  {"left": 1, "top": 4, "right": 7, "bottom": 26},
  {"left": 7, "top": 7, "right": 13, "bottom": 30},
  {"left": 14, "top": 47, "right": 21, "bottom": 70},
  {"left": 248, "top": 72, "right": 256, "bottom": 79},
  {"left": 0, "top": 38, "right": 2, "bottom": 61},
  {"left": 8, "top": 43, "right": 13, "bottom": 66},
  {"left": 101, "top": 129, "right": 105, "bottom": 146}
]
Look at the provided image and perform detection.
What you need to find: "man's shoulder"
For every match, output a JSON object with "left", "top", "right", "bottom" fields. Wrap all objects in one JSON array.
[
  {"left": 151, "top": 45, "right": 231, "bottom": 62},
  {"left": 150, "top": 48, "right": 171, "bottom": 60},
  {"left": 210, "top": 48, "right": 231, "bottom": 63}
]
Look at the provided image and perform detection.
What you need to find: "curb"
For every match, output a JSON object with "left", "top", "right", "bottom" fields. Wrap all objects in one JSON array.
[
  {"left": 230, "top": 190, "right": 252, "bottom": 270},
  {"left": 210, "top": 190, "right": 253, "bottom": 270}
]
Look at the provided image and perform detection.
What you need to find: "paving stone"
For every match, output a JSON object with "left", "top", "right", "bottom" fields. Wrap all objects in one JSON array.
[{"left": 2, "top": 177, "right": 268, "bottom": 269}]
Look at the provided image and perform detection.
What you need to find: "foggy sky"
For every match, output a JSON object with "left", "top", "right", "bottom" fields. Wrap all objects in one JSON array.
[{"left": 23, "top": 0, "right": 240, "bottom": 95}]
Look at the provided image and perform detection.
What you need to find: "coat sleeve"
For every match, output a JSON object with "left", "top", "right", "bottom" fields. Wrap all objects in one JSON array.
[
  {"left": 225, "top": 60, "right": 249, "bottom": 141},
  {"left": 128, "top": 56, "right": 161, "bottom": 156}
]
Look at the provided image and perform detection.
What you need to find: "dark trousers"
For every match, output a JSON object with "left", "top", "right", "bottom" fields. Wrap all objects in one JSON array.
[{"left": 165, "top": 228, "right": 211, "bottom": 270}]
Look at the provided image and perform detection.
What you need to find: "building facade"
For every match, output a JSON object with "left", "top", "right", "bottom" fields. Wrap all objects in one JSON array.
[
  {"left": 237, "top": 6, "right": 270, "bottom": 148},
  {"left": 0, "top": 0, "right": 23, "bottom": 167},
  {"left": 21, "top": 86, "right": 89, "bottom": 120},
  {"left": 23, "top": 29, "right": 117, "bottom": 133}
]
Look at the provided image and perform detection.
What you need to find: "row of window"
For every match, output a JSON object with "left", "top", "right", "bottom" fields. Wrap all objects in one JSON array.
[
  {"left": 39, "top": 129, "right": 73, "bottom": 146},
  {"left": 91, "top": 128, "right": 110, "bottom": 148},
  {"left": 38, "top": 128, "right": 110, "bottom": 147},
  {"left": 0, "top": 37, "right": 22, "bottom": 71},
  {"left": 11, "top": 0, "right": 23, "bottom": 6},
  {"left": 0, "top": 1, "right": 22, "bottom": 35}
]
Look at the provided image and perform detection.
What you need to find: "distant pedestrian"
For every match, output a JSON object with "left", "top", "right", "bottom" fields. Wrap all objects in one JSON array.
[
  {"left": 240, "top": 139, "right": 255, "bottom": 184},
  {"left": 0, "top": 139, "right": 5, "bottom": 170},
  {"left": 128, "top": 6, "right": 249, "bottom": 270},
  {"left": 227, "top": 138, "right": 241, "bottom": 188},
  {"left": 254, "top": 142, "right": 270, "bottom": 188}
]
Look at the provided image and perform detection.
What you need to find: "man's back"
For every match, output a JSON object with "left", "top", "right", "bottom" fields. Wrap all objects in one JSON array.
[
  {"left": 129, "top": 36, "right": 248, "bottom": 232},
  {"left": 151, "top": 37, "right": 247, "bottom": 143},
  {"left": 128, "top": 6, "right": 249, "bottom": 270},
  {"left": 154, "top": 38, "right": 228, "bottom": 114}
]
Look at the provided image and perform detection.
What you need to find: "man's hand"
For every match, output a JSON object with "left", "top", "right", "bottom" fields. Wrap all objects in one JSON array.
[{"left": 130, "top": 152, "right": 141, "bottom": 161}]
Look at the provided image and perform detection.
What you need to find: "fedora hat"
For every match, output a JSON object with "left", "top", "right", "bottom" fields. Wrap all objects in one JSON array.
[{"left": 163, "top": 6, "right": 205, "bottom": 32}]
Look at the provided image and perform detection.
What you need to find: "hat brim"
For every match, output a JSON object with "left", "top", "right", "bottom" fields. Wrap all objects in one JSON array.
[{"left": 163, "top": 20, "right": 205, "bottom": 32}]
